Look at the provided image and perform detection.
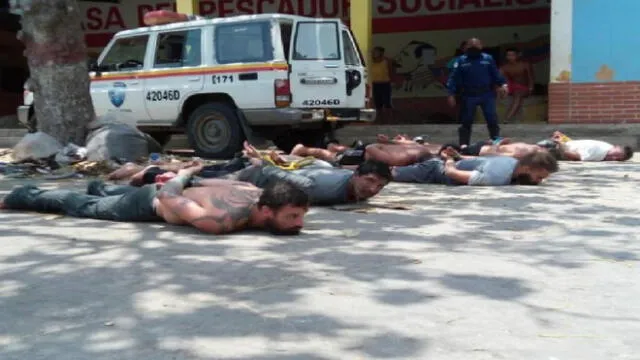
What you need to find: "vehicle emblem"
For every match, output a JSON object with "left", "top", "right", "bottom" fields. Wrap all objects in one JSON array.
[{"left": 108, "top": 82, "right": 127, "bottom": 108}]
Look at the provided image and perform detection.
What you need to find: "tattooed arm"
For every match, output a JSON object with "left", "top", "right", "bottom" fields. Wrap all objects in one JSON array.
[
  {"left": 156, "top": 163, "right": 232, "bottom": 234},
  {"left": 157, "top": 196, "right": 226, "bottom": 234},
  {"left": 158, "top": 184, "right": 260, "bottom": 234}
]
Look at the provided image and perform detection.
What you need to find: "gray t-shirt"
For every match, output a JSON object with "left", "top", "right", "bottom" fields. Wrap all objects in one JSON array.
[
  {"left": 455, "top": 156, "right": 518, "bottom": 186},
  {"left": 291, "top": 168, "right": 353, "bottom": 205},
  {"left": 238, "top": 165, "right": 354, "bottom": 205}
]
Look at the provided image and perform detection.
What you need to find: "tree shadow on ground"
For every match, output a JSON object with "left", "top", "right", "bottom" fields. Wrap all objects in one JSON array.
[{"left": 1, "top": 161, "right": 640, "bottom": 358}]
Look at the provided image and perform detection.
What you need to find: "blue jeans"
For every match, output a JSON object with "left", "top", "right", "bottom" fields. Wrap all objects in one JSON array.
[
  {"left": 3, "top": 183, "right": 161, "bottom": 222},
  {"left": 459, "top": 92, "right": 500, "bottom": 145}
]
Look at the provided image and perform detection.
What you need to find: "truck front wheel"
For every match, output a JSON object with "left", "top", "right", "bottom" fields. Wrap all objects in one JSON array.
[{"left": 186, "top": 103, "right": 244, "bottom": 159}]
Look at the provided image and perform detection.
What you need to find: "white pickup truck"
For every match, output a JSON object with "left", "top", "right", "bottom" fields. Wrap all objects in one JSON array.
[{"left": 18, "top": 13, "right": 374, "bottom": 158}]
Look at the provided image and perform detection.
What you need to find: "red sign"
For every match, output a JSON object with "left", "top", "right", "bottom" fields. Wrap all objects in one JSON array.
[{"left": 81, "top": 0, "right": 550, "bottom": 48}]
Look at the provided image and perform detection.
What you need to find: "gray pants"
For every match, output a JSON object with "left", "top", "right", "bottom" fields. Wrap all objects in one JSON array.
[
  {"left": 392, "top": 158, "right": 456, "bottom": 185},
  {"left": 2, "top": 181, "right": 161, "bottom": 222}
]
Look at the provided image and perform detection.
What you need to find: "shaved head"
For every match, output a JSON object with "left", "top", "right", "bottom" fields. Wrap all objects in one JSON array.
[{"left": 466, "top": 38, "right": 483, "bottom": 49}]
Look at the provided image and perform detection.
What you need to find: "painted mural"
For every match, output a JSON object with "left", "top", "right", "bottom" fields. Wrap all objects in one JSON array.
[{"left": 379, "top": 29, "right": 550, "bottom": 123}]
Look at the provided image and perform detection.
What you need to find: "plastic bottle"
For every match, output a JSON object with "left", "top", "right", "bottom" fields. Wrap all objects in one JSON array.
[{"left": 149, "top": 152, "right": 162, "bottom": 164}]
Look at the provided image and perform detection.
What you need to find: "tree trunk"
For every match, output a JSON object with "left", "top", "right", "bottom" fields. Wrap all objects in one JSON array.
[{"left": 11, "top": 0, "right": 94, "bottom": 145}]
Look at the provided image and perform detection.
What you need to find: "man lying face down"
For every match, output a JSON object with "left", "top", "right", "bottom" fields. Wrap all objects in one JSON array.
[
  {"left": 209, "top": 158, "right": 393, "bottom": 206},
  {"left": 392, "top": 148, "right": 559, "bottom": 186},
  {"left": 1, "top": 162, "right": 310, "bottom": 236},
  {"left": 538, "top": 131, "right": 634, "bottom": 162}
]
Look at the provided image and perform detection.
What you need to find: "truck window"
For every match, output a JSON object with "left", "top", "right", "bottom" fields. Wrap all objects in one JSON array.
[
  {"left": 341, "top": 30, "right": 360, "bottom": 66},
  {"left": 100, "top": 35, "right": 149, "bottom": 71},
  {"left": 293, "top": 22, "right": 340, "bottom": 61},
  {"left": 214, "top": 22, "right": 272, "bottom": 64},
  {"left": 154, "top": 29, "right": 202, "bottom": 68},
  {"left": 279, "top": 21, "right": 293, "bottom": 61}
]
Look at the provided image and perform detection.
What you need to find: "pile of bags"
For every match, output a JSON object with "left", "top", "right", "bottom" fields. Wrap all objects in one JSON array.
[{"left": 10, "top": 117, "right": 162, "bottom": 176}]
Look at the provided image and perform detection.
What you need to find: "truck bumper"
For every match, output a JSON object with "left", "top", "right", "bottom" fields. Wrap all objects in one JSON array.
[
  {"left": 243, "top": 107, "right": 376, "bottom": 126},
  {"left": 326, "top": 108, "right": 376, "bottom": 122},
  {"left": 17, "top": 105, "right": 30, "bottom": 126}
]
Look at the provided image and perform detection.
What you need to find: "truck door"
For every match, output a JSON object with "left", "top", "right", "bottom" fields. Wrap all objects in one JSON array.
[
  {"left": 341, "top": 27, "right": 366, "bottom": 109},
  {"left": 91, "top": 35, "right": 150, "bottom": 128},
  {"left": 145, "top": 28, "right": 204, "bottom": 124},
  {"left": 288, "top": 19, "right": 346, "bottom": 109}
]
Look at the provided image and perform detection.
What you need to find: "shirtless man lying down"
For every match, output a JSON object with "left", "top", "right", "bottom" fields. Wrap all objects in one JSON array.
[
  {"left": 1, "top": 162, "right": 310, "bottom": 235},
  {"left": 291, "top": 134, "right": 546, "bottom": 167}
]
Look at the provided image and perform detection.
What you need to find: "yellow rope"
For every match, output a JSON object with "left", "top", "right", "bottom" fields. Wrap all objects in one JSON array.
[{"left": 260, "top": 155, "right": 316, "bottom": 170}]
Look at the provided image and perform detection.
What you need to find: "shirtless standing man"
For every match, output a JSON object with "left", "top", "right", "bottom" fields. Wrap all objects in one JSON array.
[
  {"left": 1, "top": 163, "right": 310, "bottom": 235},
  {"left": 500, "top": 48, "right": 534, "bottom": 123}
]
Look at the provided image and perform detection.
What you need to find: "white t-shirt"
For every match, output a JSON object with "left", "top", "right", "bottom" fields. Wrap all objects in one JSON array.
[{"left": 564, "top": 140, "right": 613, "bottom": 161}]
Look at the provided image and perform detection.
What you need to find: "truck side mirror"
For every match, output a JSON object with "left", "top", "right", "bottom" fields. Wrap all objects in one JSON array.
[{"left": 88, "top": 60, "right": 102, "bottom": 76}]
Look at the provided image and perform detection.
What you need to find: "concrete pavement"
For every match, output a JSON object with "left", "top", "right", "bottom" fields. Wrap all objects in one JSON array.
[{"left": 1, "top": 160, "right": 640, "bottom": 359}]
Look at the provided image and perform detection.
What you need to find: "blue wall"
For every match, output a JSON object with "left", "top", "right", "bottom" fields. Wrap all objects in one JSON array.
[{"left": 572, "top": 0, "right": 640, "bottom": 82}]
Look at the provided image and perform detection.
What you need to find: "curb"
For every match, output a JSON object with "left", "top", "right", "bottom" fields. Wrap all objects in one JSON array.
[{"left": 1, "top": 124, "right": 639, "bottom": 150}]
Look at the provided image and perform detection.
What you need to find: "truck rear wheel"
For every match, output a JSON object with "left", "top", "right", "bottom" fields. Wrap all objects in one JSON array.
[{"left": 186, "top": 102, "right": 244, "bottom": 159}]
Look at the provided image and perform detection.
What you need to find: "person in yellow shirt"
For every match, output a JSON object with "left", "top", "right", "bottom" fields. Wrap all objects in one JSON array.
[{"left": 371, "top": 46, "right": 395, "bottom": 121}]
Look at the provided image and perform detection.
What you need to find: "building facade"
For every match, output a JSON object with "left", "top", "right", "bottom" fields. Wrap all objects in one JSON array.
[
  {"left": 4, "top": 0, "right": 583, "bottom": 125},
  {"left": 78, "top": 0, "right": 552, "bottom": 124},
  {"left": 549, "top": 0, "right": 640, "bottom": 124}
]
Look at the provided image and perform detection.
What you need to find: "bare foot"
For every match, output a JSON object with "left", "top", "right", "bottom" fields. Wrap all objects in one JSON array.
[
  {"left": 106, "top": 162, "right": 145, "bottom": 180},
  {"left": 290, "top": 144, "right": 306, "bottom": 156}
]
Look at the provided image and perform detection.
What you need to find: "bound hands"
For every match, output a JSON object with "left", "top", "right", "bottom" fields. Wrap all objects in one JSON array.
[
  {"left": 440, "top": 146, "right": 462, "bottom": 162},
  {"left": 177, "top": 160, "right": 205, "bottom": 178},
  {"left": 243, "top": 141, "right": 287, "bottom": 166},
  {"left": 158, "top": 160, "right": 204, "bottom": 197},
  {"left": 447, "top": 96, "right": 456, "bottom": 108}
]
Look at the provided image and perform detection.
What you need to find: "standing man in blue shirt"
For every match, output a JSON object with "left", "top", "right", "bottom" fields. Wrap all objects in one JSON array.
[{"left": 446, "top": 38, "right": 509, "bottom": 146}]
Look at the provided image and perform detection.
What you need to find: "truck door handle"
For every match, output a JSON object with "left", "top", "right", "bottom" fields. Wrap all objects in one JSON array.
[
  {"left": 187, "top": 77, "right": 200, "bottom": 82},
  {"left": 128, "top": 81, "right": 139, "bottom": 85},
  {"left": 239, "top": 73, "right": 258, "bottom": 81},
  {"left": 300, "top": 77, "right": 337, "bottom": 85},
  {"left": 324, "top": 64, "right": 339, "bottom": 68}
]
